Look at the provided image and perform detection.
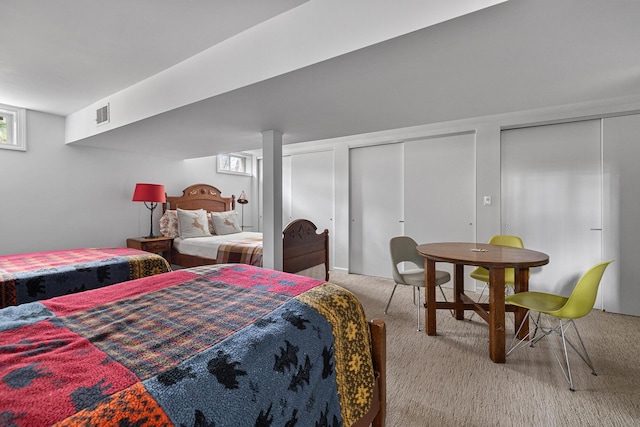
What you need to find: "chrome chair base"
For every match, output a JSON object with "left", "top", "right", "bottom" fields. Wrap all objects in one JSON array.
[
  {"left": 384, "top": 283, "right": 449, "bottom": 331},
  {"left": 508, "top": 312, "right": 596, "bottom": 391}
]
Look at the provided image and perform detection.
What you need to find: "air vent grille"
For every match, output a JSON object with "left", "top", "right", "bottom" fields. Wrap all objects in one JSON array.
[{"left": 96, "top": 103, "right": 110, "bottom": 125}]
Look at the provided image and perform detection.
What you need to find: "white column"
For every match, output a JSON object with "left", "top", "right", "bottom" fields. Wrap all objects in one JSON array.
[{"left": 262, "top": 130, "right": 283, "bottom": 270}]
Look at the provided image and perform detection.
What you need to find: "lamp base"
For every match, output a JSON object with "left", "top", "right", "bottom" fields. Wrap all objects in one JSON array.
[
  {"left": 143, "top": 234, "right": 160, "bottom": 239},
  {"left": 143, "top": 202, "right": 158, "bottom": 240}
]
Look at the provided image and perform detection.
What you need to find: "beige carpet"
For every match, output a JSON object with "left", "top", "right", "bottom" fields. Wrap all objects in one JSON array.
[{"left": 328, "top": 271, "right": 640, "bottom": 427}]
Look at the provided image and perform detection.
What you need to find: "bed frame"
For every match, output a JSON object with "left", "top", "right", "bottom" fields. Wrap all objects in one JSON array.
[
  {"left": 164, "top": 184, "right": 330, "bottom": 281},
  {"left": 362, "top": 318, "right": 387, "bottom": 427}
]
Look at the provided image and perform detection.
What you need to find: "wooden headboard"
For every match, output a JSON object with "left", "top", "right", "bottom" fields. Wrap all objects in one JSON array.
[{"left": 164, "top": 183, "right": 235, "bottom": 213}]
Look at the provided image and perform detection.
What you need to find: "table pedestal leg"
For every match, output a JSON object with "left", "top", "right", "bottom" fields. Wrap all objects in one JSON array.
[
  {"left": 514, "top": 268, "right": 530, "bottom": 340},
  {"left": 489, "top": 267, "right": 506, "bottom": 363},
  {"left": 425, "top": 258, "right": 436, "bottom": 335},
  {"left": 453, "top": 263, "right": 465, "bottom": 320}
]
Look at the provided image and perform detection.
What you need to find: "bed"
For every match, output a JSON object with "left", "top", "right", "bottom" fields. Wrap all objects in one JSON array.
[
  {"left": 0, "top": 263, "right": 386, "bottom": 427},
  {"left": 162, "top": 184, "right": 330, "bottom": 281},
  {"left": 0, "top": 247, "right": 171, "bottom": 309}
]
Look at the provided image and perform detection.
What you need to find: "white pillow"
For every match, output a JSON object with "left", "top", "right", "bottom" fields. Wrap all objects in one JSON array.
[
  {"left": 210, "top": 211, "right": 242, "bottom": 235},
  {"left": 177, "top": 208, "right": 212, "bottom": 238}
]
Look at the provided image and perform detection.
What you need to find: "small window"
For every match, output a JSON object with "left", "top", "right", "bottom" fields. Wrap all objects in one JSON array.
[
  {"left": 0, "top": 104, "right": 26, "bottom": 152},
  {"left": 217, "top": 153, "right": 252, "bottom": 176}
]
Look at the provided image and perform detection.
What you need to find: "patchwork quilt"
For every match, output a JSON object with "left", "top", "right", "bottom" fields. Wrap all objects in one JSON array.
[
  {"left": 0, "top": 264, "right": 375, "bottom": 427},
  {"left": 0, "top": 248, "right": 171, "bottom": 308}
]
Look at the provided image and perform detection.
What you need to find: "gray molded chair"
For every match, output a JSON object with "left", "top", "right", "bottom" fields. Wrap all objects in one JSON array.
[{"left": 387, "top": 236, "right": 451, "bottom": 330}]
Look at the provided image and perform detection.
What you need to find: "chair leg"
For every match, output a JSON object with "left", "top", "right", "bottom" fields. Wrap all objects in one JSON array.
[
  {"left": 513, "top": 314, "right": 596, "bottom": 391},
  {"left": 384, "top": 284, "right": 398, "bottom": 314},
  {"left": 566, "top": 320, "right": 596, "bottom": 376},
  {"left": 385, "top": 283, "right": 425, "bottom": 331},
  {"left": 507, "top": 310, "right": 533, "bottom": 356},
  {"left": 559, "top": 319, "right": 576, "bottom": 391},
  {"left": 415, "top": 286, "right": 421, "bottom": 331},
  {"left": 477, "top": 282, "right": 488, "bottom": 302},
  {"left": 530, "top": 312, "right": 542, "bottom": 346},
  {"left": 538, "top": 317, "right": 578, "bottom": 391},
  {"left": 508, "top": 314, "right": 575, "bottom": 389},
  {"left": 553, "top": 318, "right": 598, "bottom": 391}
]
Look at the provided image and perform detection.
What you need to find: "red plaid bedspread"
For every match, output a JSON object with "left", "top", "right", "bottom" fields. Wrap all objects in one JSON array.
[{"left": 215, "top": 236, "right": 263, "bottom": 266}]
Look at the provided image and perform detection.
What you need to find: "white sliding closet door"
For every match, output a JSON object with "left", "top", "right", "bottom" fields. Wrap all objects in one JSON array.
[
  {"left": 603, "top": 114, "right": 640, "bottom": 316},
  {"left": 349, "top": 143, "right": 403, "bottom": 277},
  {"left": 290, "top": 150, "right": 335, "bottom": 267},
  {"left": 404, "top": 133, "right": 476, "bottom": 289},
  {"left": 501, "top": 120, "right": 602, "bottom": 296}
]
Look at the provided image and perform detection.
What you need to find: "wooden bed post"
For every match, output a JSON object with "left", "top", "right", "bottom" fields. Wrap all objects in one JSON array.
[
  {"left": 352, "top": 318, "right": 386, "bottom": 427},
  {"left": 370, "top": 318, "right": 387, "bottom": 427}
]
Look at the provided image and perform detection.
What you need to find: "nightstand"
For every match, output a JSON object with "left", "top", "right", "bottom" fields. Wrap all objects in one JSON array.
[{"left": 126, "top": 236, "right": 173, "bottom": 264}]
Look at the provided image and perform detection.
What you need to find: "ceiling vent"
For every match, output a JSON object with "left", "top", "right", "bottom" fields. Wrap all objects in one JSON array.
[{"left": 96, "top": 103, "right": 110, "bottom": 126}]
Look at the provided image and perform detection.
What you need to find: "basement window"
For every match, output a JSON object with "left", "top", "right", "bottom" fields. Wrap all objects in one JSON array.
[
  {"left": 0, "top": 104, "right": 26, "bottom": 152},
  {"left": 217, "top": 153, "right": 252, "bottom": 176}
]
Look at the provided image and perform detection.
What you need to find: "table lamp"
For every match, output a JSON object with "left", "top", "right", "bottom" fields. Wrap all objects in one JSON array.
[
  {"left": 237, "top": 190, "right": 248, "bottom": 230},
  {"left": 132, "top": 183, "right": 166, "bottom": 238}
]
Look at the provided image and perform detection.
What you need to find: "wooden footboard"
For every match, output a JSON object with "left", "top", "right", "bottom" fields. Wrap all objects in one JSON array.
[
  {"left": 283, "top": 219, "right": 330, "bottom": 281},
  {"left": 354, "top": 318, "right": 387, "bottom": 427},
  {"left": 169, "top": 250, "right": 217, "bottom": 269}
]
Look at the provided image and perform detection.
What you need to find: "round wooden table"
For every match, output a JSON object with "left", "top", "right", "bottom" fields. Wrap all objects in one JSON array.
[{"left": 417, "top": 242, "right": 549, "bottom": 363}]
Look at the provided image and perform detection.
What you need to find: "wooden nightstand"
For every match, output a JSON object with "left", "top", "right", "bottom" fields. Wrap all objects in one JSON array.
[{"left": 126, "top": 236, "right": 173, "bottom": 264}]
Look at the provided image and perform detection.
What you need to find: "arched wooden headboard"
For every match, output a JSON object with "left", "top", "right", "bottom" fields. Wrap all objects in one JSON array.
[{"left": 164, "top": 183, "right": 235, "bottom": 213}]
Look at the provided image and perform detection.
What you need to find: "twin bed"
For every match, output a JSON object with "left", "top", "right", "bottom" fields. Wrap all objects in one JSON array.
[
  {"left": 163, "top": 184, "right": 330, "bottom": 281},
  {"left": 0, "top": 264, "right": 386, "bottom": 426},
  {"left": 0, "top": 247, "right": 170, "bottom": 309},
  {"left": 0, "top": 184, "right": 387, "bottom": 426}
]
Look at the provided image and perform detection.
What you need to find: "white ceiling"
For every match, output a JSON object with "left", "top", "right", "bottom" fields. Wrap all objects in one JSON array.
[
  {"left": 0, "top": 0, "right": 307, "bottom": 115},
  {"left": 3, "top": 0, "right": 640, "bottom": 159}
]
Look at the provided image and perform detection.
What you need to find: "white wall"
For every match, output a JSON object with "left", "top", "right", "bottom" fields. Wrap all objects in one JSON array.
[
  {"left": 0, "top": 110, "right": 250, "bottom": 255},
  {"left": 6, "top": 94, "right": 640, "bottom": 275}
]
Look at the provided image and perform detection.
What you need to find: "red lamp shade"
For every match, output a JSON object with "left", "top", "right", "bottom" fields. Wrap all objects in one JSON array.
[
  {"left": 132, "top": 183, "right": 166, "bottom": 238},
  {"left": 132, "top": 183, "right": 166, "bottom": 203}
]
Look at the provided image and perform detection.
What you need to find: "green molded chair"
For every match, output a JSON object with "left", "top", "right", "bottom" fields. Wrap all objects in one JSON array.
[
  {"left": 387, "top": 236, "right": 451, "bottom": 331},
  {"left": 470, "top": 235, "right": 525, "bottom": 297},
  {"left": 468, "top": 235, "right": 524, "bottom": 320},
  {"left": 506, "top": 261, "right": 613, "bottom": 391}
]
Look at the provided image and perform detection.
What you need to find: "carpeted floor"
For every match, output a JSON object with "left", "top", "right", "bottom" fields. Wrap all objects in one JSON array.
[{"left": 328, "top": 271, "right": 640, "bottom": 427}]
